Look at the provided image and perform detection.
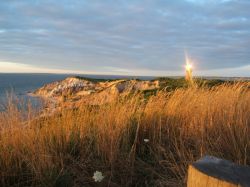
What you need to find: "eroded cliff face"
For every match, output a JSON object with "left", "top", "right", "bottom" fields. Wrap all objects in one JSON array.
[{"left": 33, "top": 76, "right": 159, "bottom": 109}]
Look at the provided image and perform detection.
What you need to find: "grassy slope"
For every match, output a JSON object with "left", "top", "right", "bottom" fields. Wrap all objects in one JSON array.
[{"left": 0, "top": 80, "right": 249, "bottom": 187}]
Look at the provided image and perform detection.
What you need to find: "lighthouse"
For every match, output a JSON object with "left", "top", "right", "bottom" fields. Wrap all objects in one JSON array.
[{"left": 185, "top": 56, "right": 193, "bottom": 83}]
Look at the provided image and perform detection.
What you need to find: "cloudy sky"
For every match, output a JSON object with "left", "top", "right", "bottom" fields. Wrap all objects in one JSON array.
[{"left": 0, "top": 0, "right": 249, "bottom": 76}]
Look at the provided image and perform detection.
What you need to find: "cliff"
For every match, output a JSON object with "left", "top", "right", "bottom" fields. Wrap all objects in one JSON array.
[{"left": 33, "top": 76, "right": 160, "bottom": 109}]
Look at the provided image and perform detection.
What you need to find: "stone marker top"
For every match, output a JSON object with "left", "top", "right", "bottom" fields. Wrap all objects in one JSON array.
[{"left": 192, "top": 155, "right": 250, "bottom": 187}]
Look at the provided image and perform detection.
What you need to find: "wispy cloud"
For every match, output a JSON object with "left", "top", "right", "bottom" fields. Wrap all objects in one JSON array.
[
  {"left": 0, "top": 0, "right": 249, "bottom": 76},
  {"left": 0, "top": 61, "right": 97, "bottom": 74}
]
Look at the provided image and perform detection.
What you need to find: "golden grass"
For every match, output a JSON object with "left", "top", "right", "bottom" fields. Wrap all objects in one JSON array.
[{"left": 0, "top": 83, "right": 249, "bottom": 186}]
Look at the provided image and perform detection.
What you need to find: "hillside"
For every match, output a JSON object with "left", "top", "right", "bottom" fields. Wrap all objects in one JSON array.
[
  {"left": 33, "top": 76, "right": 160, "bottom": 109},
  {"left": 1, "top": 82, "right": 249, "bottom": 187}
]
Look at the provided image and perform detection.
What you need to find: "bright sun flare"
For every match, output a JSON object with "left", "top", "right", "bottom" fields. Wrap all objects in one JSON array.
[
  {"left": 185, "top": 56, "right": 193, "bottom": 71},
  {"left": 185, "top": 54, "right": 193, "bottom": 82},
  {"left": 186, "top": 63, "right": 192, "bottom": 71}
]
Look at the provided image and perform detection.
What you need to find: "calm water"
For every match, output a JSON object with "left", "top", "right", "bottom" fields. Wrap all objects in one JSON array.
[
  {"left": 2, "top": 73, "right": 246, "bottom": 110},
  {"left": 0, "top": 74, "right": 71, "bottom": 110},
  {"left": 0, "top": 73, "right": 155, "bottom": 110}
]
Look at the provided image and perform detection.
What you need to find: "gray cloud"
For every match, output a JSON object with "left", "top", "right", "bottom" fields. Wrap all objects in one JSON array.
[{"left": 0, "top": 0, "right": 249, "bottom": 75}]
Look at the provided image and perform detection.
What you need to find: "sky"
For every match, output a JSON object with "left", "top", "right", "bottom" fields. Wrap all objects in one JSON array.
[{"left": 0, "top": 0, "right": 249, "bottom": 76}]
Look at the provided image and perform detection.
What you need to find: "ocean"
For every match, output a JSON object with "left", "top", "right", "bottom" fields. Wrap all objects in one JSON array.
[
  {"left": 1, "top": 73, "right": 248, "bottom": 110},
  {"left": 0, "top": 73, "right": 156, "bottom": 110},
  {"left": 0, "top": 74, "right": 71, "bottom": 110}
]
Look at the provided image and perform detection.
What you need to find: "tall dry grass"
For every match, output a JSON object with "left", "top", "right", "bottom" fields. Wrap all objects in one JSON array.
[{"left": 0, "top": 83, "right": 249, "bottom": 187}]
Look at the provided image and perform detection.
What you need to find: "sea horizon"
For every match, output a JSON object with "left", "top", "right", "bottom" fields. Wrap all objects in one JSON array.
[{"left": 1, "top": 73, "right": 249, "bottom": 106}]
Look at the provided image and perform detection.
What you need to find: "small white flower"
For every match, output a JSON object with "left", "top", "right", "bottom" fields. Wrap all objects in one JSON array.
[
  {"left": 144, "top": 139, "right": 149, "bottom": 143},
  {"left": 93, "top": 171, "right": 104, "bottom": 182}
]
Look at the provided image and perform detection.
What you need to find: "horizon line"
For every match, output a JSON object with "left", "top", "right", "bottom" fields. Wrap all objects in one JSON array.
[{"left": 0, "top": 72, "right": 249, "bottom": 78}]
